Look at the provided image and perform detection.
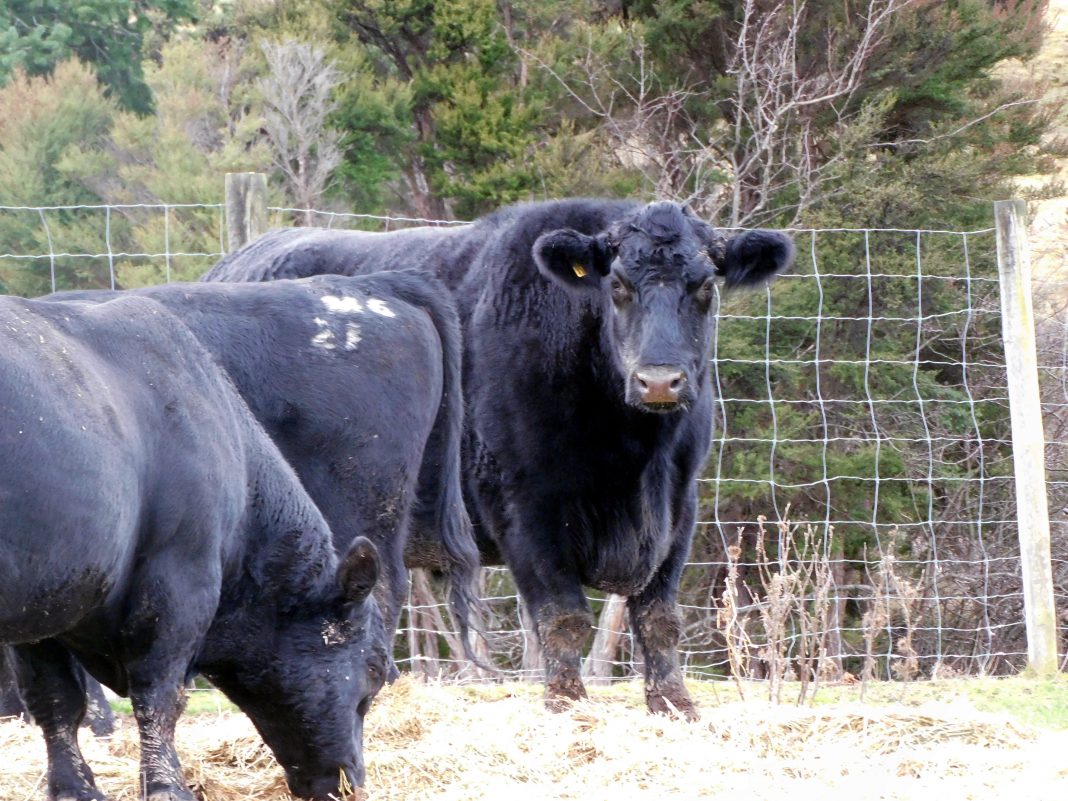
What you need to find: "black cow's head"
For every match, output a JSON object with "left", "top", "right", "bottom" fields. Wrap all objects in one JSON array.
[
  {"left": 533, "top": 202, "right": 794, "bottom": 413},
  {"left": 202, "top": 537, "right": 388, "bottom": 799}
]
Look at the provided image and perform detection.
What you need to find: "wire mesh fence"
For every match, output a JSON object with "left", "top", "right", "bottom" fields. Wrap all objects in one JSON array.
[
  {"left": 0, "top": 199, "right": 1063, "bottom": 686},
  {"left": 0, "top": 203, "right": 467, "bottom": 296}
]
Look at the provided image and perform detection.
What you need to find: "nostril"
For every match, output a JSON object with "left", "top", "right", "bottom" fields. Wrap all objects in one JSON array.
[{"left": 634, "top": 368, "right": 686, "bottom": 404}]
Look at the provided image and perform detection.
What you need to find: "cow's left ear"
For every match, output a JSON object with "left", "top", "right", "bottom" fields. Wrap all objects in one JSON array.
[
  {"left": 338, "top": 536, "right": 380, "bottom": 606},
  {"left": 715, "top": 230, "right": 795, "bottom": 289},
  {"left": 532, "top": 228, "right": 614, "bottom": 289}
]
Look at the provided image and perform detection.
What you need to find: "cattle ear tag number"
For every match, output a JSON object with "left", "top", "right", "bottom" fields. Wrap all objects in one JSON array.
[{"left": 572, "top": 263, "right": 587, "bottom": 279}]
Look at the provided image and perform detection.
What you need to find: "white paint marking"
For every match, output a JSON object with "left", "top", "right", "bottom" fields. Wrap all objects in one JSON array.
[
  {"left": 311, "top": 326, "right": 336, "bottom": 350},
  {"left": 367, "top": 298, "right": 396, "bottom": 318},
  {"left": 344, "top": 322, "right": 362, "bottom": 351},
  {"left": 321, "top": 295, "right": 364, "bottom": 314}
]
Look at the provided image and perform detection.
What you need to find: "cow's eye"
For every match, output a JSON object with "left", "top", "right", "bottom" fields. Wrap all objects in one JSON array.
[
  {"left": 610, "top": 278, "right": 632, "bottom": 306},
  {"left": 367, "top": 662, "right": 384, "bottom": 685}
]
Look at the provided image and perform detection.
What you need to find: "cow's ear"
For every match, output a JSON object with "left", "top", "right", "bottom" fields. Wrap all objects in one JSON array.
[
  {"left": 338, "top": 536, "right": 379, "bottom": 606},
  {"left": 533, "top": 228, "right": 614, "bottom": 289},
  {"left": 716, "top": 230, "right": 795, "bottom": 289}
]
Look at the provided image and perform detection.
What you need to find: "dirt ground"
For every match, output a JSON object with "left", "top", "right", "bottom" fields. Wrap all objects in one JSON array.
[{"left": 1, "top": 676, "right": 1066, "bottom": 801}]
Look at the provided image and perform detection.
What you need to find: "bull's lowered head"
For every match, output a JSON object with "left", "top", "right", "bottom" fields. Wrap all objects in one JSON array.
[
  {"left": 533, "top": 202, "right": 794, "bottom": 414},
  {"left": 200, "top": 536, "right": 388, "bottom": 799}
]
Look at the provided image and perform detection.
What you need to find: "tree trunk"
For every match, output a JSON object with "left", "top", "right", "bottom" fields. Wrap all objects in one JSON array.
[
  {"left": 519, "top": 600, "right": 543, "bottom": 681},
  {"left": 408, "top": 568, "right": 442, "bottom": 678},
  {"left": 581, "top": 594, "right": 628, "bottom": 684}
]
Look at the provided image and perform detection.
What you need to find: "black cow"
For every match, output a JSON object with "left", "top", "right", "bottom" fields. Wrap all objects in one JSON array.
[
  {"left": 47, "top": 273, "right": 479, "bottom": 664},
  {"left": 0, "top": 294, "right": 388, "bottom": 800},
  {"left": 205, "top": 199, "right": 794, "bottom": 718}
]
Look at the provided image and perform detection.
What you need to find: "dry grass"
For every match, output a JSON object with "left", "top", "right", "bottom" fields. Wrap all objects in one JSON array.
[{"left": 2, "top": 676, "right": 1066, "bottom": 801}]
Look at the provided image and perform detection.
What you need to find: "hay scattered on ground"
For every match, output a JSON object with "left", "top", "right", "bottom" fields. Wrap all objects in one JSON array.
[{"left": 2, "top": 677, "right": 1065, "bottom": 801}]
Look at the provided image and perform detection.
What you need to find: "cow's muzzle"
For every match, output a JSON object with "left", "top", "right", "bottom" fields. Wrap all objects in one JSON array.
[
  {"left": 286, "top": 761, "right": 364, "bottom": 799},
  {"left": 631, "top": 366, "right": 688, "bottom": 411}
]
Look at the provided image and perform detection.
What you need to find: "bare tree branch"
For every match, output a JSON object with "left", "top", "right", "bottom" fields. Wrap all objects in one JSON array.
[
  {"left": 520, "top": 1, "right": 919, "bottom": 227},
  {"left": 258, "top": 39, "right": 343, "bottom": 224}
]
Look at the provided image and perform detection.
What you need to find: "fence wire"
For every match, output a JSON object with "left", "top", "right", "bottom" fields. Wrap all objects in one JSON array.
[{"left": 0, "top": 202, "right": 1063, "bottom": 685}]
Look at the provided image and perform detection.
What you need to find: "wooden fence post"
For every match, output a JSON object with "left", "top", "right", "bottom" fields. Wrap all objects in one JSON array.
[
  {"left": 994, "top": 199, "right": 1061, "bottom": 676},
  {"left": 224, "top": 172, "right": 267, "bottom": 252}
]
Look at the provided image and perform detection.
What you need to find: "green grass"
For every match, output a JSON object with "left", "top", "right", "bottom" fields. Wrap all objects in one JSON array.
[
  {"left": 594, "top": 675, "right": 1068, "bottom": 731},
  {"left": 109, "top": 689, "right": 237, "bottom": 717},
  {"left": 807, "top": 675, "right": 1068, "bottom": 730}
]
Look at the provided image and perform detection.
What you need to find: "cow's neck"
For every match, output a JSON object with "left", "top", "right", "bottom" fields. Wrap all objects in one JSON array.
[
  {"left": 199, "top": 443, "right": 336, "bottom": 669},
  {"left": 226, "top": 431, "right": 337, "bottom": 611}
]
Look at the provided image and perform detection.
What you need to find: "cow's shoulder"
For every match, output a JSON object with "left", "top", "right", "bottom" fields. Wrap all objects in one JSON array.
[{"left": 2, "top": 294, "right": 193, "bottom": 371}]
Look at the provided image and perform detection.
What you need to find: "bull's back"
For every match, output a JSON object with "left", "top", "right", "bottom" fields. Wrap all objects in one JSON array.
[{"left": 202, "top": 224, "right": 480, "bottom": 289}]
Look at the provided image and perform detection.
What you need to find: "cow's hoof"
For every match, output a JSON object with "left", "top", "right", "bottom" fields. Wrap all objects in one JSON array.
[
  {"left": 545, "top": 674, "right": 587, "bottom": 713},
  {"left": 647, "top": 692, "right": 699, "bottom": 722},
  {"left": 85, "top": 706, "right": 116, "bottom": 738},
  {"left": 87, "top": 718, "right": 116, "bottom": 739},
  {"left": 544, "top": 694, "right": 579, "bottom": 714}
]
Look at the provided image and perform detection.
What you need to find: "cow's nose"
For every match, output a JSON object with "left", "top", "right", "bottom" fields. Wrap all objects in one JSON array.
[
  {"left": 633, "top": 367, "right": 687, "bottom": 405},
  {"left": 286, "top": 762, "right": 363, "bottom": 800}
]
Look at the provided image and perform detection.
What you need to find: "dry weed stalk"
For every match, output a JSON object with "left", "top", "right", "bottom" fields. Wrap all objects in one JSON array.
[
  {"left": 753, "top": 514, "right": 835, "bottom": 705},
  {"left": 715, "top": 511, "right": 836, "bottom": 705},
  {"left": 715, "top": 528, "right": 753, "bottom": 700},
  {"left": 861, "top": 529, "right": 923, "bottom": 699}
]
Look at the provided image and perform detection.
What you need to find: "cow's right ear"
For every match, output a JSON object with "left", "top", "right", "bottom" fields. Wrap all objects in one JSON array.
[
  {"left": 533, "top": 229, "right": 614, "bottom": 289},
  {"left": 338, "top": 536, "right": 380, "bottom": 606}
]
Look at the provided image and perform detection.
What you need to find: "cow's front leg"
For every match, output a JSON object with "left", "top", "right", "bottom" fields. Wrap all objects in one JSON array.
[
  {"left": 10, "top": 641, "right": 105, "bottom": 801},
  {"left": 83, "top": 676, "right": 116, "bottom": 738},
  {"left": 535, "top": 600, "right": 593, "bottom": 711},
  {"left": 128, "top": 678, "right": 192, "bottom": 801},
  {"left": 627, "top": 531, "right": 698, "bottom": 721},
  {"left": 0, "top": 646, "right": 31, "bottom": 722},
  {"left": 123, "top": 567, "right": 214, "bottom": 801},
  {"left": 628, "top": 595, "right": 697, "bottom": 721},
  {"left": 503, "top": 540, "right": 592, "bottom": 712}
]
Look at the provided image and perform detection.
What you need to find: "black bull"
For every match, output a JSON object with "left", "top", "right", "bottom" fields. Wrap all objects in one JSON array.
[
  {"left": 0, "top": 295, "right": 388, "bottom": 800},
  {"left": 206, "top": 198, "right": 795, "bottom": 718}
]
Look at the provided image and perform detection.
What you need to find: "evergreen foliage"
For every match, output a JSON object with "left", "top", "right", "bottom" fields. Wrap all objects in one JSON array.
[{"left": 0, "top": 0, "right": 196, "bottom": 113}]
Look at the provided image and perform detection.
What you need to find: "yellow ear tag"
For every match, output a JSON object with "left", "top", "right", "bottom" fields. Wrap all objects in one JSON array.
[{"left": 572, "top": 263, "right": 587, "bottom": 278}]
